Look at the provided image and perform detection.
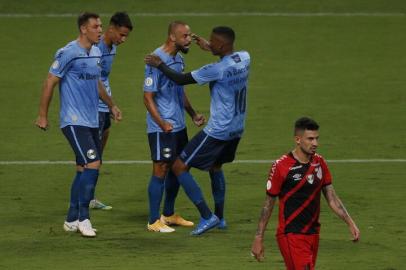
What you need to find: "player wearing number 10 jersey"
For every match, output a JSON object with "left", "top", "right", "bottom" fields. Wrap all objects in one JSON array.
[{"left": 144, "top": 26, "right": 250, "bottom": 235}]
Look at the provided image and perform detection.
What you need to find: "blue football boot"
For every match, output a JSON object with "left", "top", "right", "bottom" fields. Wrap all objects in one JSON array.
[{"left": 190, "top": 214, "right": 220, "bottom": 236}]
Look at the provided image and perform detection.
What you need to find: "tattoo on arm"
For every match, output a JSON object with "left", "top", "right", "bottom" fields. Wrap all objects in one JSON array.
[
  {"left": 323, "top": 185, "right": 351, "bottom": 222},
  {"left": 255, "top": 195, "right": 276, "bottom": 237}
]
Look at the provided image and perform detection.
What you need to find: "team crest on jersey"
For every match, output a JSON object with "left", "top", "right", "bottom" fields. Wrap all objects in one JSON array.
[
  {"left": 81, "top": 62, "right": 88, "bottom": 69},
  {"left": 315, "top": 166, "right": 323, "bottom": 180},
  {"left": 162, "top": 147, "right": 172, "bottom": 159},
  {"left": 52, "top": 60, "right": 59, "bottom": 69},
  {"left": 231, "top": 54, "right": 241, "bottom": 63},
  {"left": 307, "top": 174, "right": 314, "bottom": 184},
  {"left": 71, "top": 115, "right": 78, "bottom": 123},
  {"left": 87, "top": 149, "right": 96, "bottom": 160},
  {"left": 145, "top": 77, "right": 153, "bottom": 86}
]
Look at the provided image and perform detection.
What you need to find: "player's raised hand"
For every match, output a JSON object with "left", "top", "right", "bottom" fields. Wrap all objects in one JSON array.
[
  {"left": 144, "top": 54, "right": 163, "bottom": 67},
  {"left": 251, "top": 237, "right": 265, "bottom": 262},
  {"left": 35, "top": 116, "right": 49, "bottom": 131},
  {"left": 192, "top": 33, "right": 211, "bottom": 51},
  {"left": 111, "top": 105, "right": 122, "bottom": 122},
  {"left": 192, "top": 113, "right": 205, "bottom": 127}
]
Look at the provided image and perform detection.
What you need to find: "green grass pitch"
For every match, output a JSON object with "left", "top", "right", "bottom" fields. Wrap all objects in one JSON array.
[{"left": 0, "top": 1, "right": 405, "bottom": 269}]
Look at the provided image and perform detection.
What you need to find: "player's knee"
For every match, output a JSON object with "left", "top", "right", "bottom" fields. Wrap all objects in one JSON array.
[
  {"left": 76, "top": 165, "right": 84, "bottom": 172},
  {"left": 153, "top": 161, "right": 170, "bottom": 178},
  {"left": 86, "top": 160, "right": 101, "bottom": 169},
  {"left": 172, "top": 159, "right": 188, "bottom": 176}
]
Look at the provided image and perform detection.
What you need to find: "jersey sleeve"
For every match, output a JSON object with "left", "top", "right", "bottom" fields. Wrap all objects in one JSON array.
[
  {"left": 49, "top": 48, "right": 74, "bottom": 78},
  {"left": 320, "top": 158, "right": 332, "bottom": 186},
  {"left": 191, "top": 63, "right": 223, "bottom": 85},
  {"left": 266, "top": 162, "right": 285, "bottom": 197},
  {"left": 143, "top": 65, "right": 160, "bottom": 92}
]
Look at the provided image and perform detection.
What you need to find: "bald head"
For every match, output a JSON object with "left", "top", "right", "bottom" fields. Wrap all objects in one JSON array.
[
  {"left": 166, "top": 21, "right": 192, "bottom": 54},
  {"left": 168, "top": 21, "right": 188, "bottom": 36}
]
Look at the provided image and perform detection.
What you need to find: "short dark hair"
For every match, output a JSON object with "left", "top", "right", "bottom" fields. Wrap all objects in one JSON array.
[
  {"left": 77, "top": 12, "right": 100, "bottom": 31},
  {"left": 110, "top": 12, "right": 133, "bottom": 30},
  {"left": 168, "top": 21, "right": 187, "bottom": 35},
  {"left": 212, "top": 26, "right": 235, "bottom": 43},
  {"left": 294, "top": 117, "right": 319, "bottom": 135}
]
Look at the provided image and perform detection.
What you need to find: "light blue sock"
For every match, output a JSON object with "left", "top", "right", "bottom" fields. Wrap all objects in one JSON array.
[
  {"left": 148, "top": 175, "right": 165, "bottom": 224},
  {"left": 78, "top": 168, "right": 99, "bottom": 221},
  {"left": 66, "top": 171, "right": 81, "bottom": 222},
  {"left": 163, "top": 171, "right": 180, "bottom": 217}
]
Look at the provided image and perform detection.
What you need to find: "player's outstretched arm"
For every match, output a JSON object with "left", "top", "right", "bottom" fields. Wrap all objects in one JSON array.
[
  {"left": 183, "top": 92, "right": 205, "bottom": 127},
  {"left": 35, "top": 73, "right": 60, "bottom": 131},
  {"left": 98, "top": 81, "right": 122, "bottom": 122},
  {"left": 322, "top": 185, "right": 360, "bottom": 242},
  {"left": 192, "top": 34, "right": 211, "bottom": 51},
  {"left": 251, "top": 195, "right": 277, "bottom": 262},
  {"left": 144, "top": 55, "right": 196, "bottom": 86}
]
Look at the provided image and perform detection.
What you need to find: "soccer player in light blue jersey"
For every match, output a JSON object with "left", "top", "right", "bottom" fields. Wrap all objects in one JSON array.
[
  {"left": 143, "top": 21, "right": 205, "bottom": 233},
  {"left": 36, "top": 12, "right": 122, "bottom": 237},
  {"left": 145, "top": 26, "right": 250, "bottom": 235},
  {"left": 89, "top": 12, "right": 133, "bottom": 211}
]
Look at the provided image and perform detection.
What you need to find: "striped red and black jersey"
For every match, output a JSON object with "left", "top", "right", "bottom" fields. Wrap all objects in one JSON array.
[{"left": 266, "top": 152, "right": 332, "bottom": 235}]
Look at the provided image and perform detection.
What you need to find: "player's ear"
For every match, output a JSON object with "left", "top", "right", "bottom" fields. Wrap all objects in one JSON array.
[
  {"left": 169, "top": 33, "right": 176, "bottom": 42},
  {"left": 294, "top": 135, "right": 301, "bottom": 145},
  {"left": 80, "top": 24, "right": 87, "bottom": 35}
]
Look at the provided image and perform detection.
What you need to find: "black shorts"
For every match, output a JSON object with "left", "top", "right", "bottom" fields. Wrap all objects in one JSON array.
[
  {"left": 179, "top": 130, "right": 240, "bottom": 171},
  {"left": 148, "top": 128, "right": 188, "bottom": 162},
  {"left": 61, "top": 125, "right": 101, "bottom": 165}
]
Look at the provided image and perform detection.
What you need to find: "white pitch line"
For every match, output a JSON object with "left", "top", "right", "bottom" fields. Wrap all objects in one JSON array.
[
  {"left": 0, "top": 159, "right": 405, "bottom": 165},
  {"left": 0, "top": 12, "right": 405, "bottom": 18}
]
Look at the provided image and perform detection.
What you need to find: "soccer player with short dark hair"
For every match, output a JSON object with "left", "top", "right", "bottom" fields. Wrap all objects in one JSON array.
[
  {"left": 143, "top": 21, "right": 205, "bottom": 233},
  {"left": 35, "top": 12, "right": 122, "bottom": 237},
  {"left": 251, "top": 117, "right": 360, "bottom": 269},
  {"left": 89, "top": 12, "right": 133, "bottom": 210},
  {"left": 144, "top": 26, "right": 250, "bottom": 235}
]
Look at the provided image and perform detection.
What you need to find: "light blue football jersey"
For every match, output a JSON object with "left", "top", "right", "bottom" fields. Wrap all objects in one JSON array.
[
  {"left": 191, "top": 51, "right": 250, "bottom": 140},
  {"left": 49, "top": 40, "right": 102, "bottom": 128},
  {"left": 143, "top": 47, "right": 186, "bottom": 133},
  {"left": 96, "top": 38, "right": 117, "bottom": 112}
]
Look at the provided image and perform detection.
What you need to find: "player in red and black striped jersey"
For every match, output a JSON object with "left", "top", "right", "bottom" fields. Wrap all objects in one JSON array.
[{"left": 251, "top": 117, "right": 360, "bottom": 270}]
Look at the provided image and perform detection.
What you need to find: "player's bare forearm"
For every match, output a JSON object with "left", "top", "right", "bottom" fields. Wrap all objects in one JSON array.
[
  {"left": 183, "top": 93, "right": 196, "bottom": 118},
  {"left": 251, "top": 195, "right": 276, "bottom": 262},
  {"left": 323, "top": 185, "right": 360, "bottom": 241},
  {"left": 184, "top": 93, "right": 205, "bottom": 127},
  {"left": 36, "top": 73, "right": 59, "bottom": 130},
  {"left": 323, "top": 185, "right": 351, "bottom": 221},
  {"left": 192, "top": 34, "right": 211, "bottom": 51},
  {"left": 255, "top": 195, "right": 276, "bottom": 238},
  {"left": 38, "top": 74, "right": 59, "bottom": 117}
]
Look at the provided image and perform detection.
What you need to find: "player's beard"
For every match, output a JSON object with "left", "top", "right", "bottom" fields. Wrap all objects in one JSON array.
[{"left": 176, "top": 43, "right": 189, "bottom": 54}]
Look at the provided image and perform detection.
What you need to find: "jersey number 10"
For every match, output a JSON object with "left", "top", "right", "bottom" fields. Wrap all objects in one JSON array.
[{"left": 234, "top": 86, "right": 247, "bottom": 116}]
